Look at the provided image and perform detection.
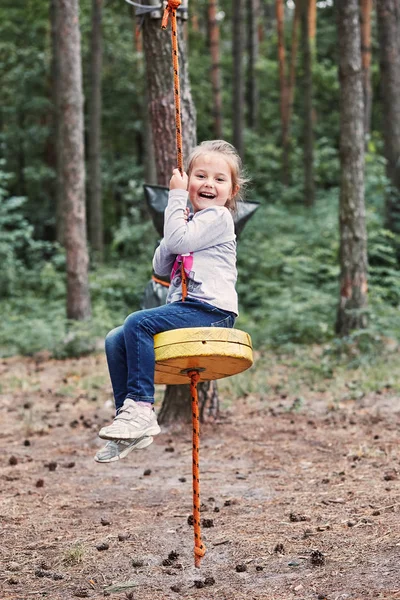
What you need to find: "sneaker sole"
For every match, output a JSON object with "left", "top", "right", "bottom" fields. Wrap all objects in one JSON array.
[
  {"left": 98, "top": 423, "right": 161, "bottom": 441},
  {"left": 94, "top": 436, "right": 154, "bottom": 463}
]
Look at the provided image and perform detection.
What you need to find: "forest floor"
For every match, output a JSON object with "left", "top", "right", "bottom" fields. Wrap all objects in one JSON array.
[{"left": 1, "top": 347, "right": 399, "bottom": 600}]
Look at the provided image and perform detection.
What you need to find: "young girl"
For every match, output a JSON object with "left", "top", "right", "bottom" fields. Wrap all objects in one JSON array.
[{"left": 95, "top": 140, "right": 245, "bottom": 462}]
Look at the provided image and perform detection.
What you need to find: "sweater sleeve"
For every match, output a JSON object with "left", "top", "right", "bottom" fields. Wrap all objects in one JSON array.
[
  {"left": 152, "top": 239, "right": 176, "bottom": 277},
  {"left": 163, "top": 189, "right": 234, "bottom": 254}
]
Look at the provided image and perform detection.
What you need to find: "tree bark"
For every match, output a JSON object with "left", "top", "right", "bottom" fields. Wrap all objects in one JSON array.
[
  {"left": 282, "top": 0, "right": 300, "bottom": 181},
  {"left": 301, "top": 0, "right": 315, "bottom": 206},
  {"left": 142, "top": 11, "right": 196, "bottom": 185},
  {"left": 51, "top": 0, "right": 65, "bottom": 246},
  {"left": 42, "top": 0, "right": 58, "bottom": 242},
  {"left": 276, "top": 0, "right": 289, "bottom": 183},
  {"left": 376, "top": 0, "right": 400, "bottom": 233},
  {"left": 158, "top": 379, "right": 219, "bottom": 425},
  {"left": 127, "top": 8, "right": 157, "bottom": 186},
  {"left": 143, "top": 86, "right": 158, "bottom": 185},
  {"left": 336, "top": 0, "right": 368, "bottom": 335},
  {"left": 232, "top": 0, "right": 245, "bottom": 158},
  {"left": 209, "top": 0, "right": 223, "bottom": 138},
  {"left": 360, "top": 0, "right": 373, "bottom": 138},
  {"left": 58, "top": 0, "right": 91, "bottom": 320},
  {"left": 143, "top": 7, "right": 201, "bottom": 423},
  {"left": 88, "top": 0, "right": 104, "bottom": 261},
  {"left": 246, "top": 0, "right": 260, "bottom": 129},
  {"left": 309, "top": 0, "right": 317, "bottom": 43}
]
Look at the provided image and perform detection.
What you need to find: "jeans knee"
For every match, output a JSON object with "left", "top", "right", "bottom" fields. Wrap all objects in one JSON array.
[
  {"left": 124, "top": 310, "right": 152, "bottom": 336},
  {"left": 105, "top": 326, "right": 124, "bottom": 351},
  {"left": 124, "top": 311, "right": 140, "bottom": 331}
]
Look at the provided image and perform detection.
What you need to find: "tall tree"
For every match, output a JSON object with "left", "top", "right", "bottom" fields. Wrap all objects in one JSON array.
[
  {"left": 301, "top": 0, "right": 315, "bottom": 206},
  {"left": 57, "top": 0, "right": 91, "bottom": 320},
  {"left": 142, "top": 6, "right": 196, "bottom": 186},
  {"left": 88, "top": 0, "right": 104, "bottom": 261},
  {"left": 246, "top": 0, "right": 260, "bottom": 129},
  {"left": 209, "top": 0, "right": 223, "bottom": 138},
  {"left": 128, "top": 7, "right": 157, "bottom": 185},
  {"left": 232, "top": 0, "right": 245, "bottom": 158},
  {"left": 376, "top": 0, "right": 400, "bottom": 233},
  {"left": 276, "top": 0, "right": 289, "bottom": 183},
  {"left": 360, "top": 0, "right": 373, "bottom": 137},
  {"left": 142, "top": 3, "right": 198, "bottom": 423},
  {"left": 336, "top": 0, "right": 368, "bottom": 335},
  {"left": 309, "top": 0, "right": 317, "bottom": 45},
  {"left": 50, "top": 0, "right": 63, "bottom": 243},
  {"left": 282, "top": 1, "right": 301, "bottom": 184}
]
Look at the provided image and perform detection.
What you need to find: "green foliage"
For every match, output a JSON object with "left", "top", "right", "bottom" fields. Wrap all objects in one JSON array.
[
  {"left": 0, "top": 0, "right": 53, "bottom": 238},
  {"left": 237, "top": 191, "right": 339, "bottom": 346},
  {"left": 0, "top": 163, "right": 58, "bottom": 297},
  {"left": 236, "top": 156, "right": 400, "bottom": 349},
  {"left": 0, "top": 0, "right": 399, "bottom": 364},
  {"left": 0, "top": 252, "right": 157, "bottom": 358}
]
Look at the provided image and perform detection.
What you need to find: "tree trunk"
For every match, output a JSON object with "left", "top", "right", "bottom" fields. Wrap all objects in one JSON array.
[
  {"left": 88, "top": 0, "right": 104, "bottom": 262},
  {"left": 301, "top": 0, "right": 315, "bottom": 206},
  {"left": 360, "top": 0, "right": 373, "bottom": 138},
  {"left": 51, "top": 0, "right": 64, "bottom": 246},
  {"left": 158, "top": 380, "right": 219, "bottom": 425},
  {"left": 142, "top": 11, "right": 196, "bottom": 185},
  {"left": 376, "top": 0, "right": 400, "bottom": 233},
  {"left": 143, "top": 86, "right": 158, "bottom": 185},
  {"left": 209, "top": 0, "right": 223, "bottom": 138},
  {"left": 335, "top": 0, "right": 368, "bottom": 335},
  {"left": 282, "top": 0, "right": 300, "bottom": 180},
  {"left": 129, "top": 8, "right": 157, "bottom": 185},
  {"left": 142, "top": 7, "right": 202, "bottom": 424},
  {"left": 232, "top": 0, "right": 245, "bottom": 158},
  {"left": 58, "top": 0, "right": 91, "bottom": 320},
  {"left": 276, "top": 0, "right": 289, "bottom": 183},
  {"left": 246, "top": 0, "right": 260, "bottom": 129},
  {"left": 42, "top": 0, "right": 58, "bottom": 242},
  {"left": 309, "top": 0, "right": 317, "bottom": 43}
]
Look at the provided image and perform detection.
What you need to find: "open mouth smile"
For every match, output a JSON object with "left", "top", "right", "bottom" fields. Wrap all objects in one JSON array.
[{"left": 199, "top": 192, "right": 216, "bottom": 199}]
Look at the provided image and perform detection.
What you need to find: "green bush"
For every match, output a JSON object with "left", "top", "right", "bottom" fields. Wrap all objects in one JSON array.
[{"left": 0, "top": 164, "right": 59, "bottom": 298}]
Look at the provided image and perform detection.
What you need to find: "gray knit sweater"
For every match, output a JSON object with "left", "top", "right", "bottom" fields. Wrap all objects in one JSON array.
[{"left": 152, "top": 189, "right": 238, "bottom": 315}]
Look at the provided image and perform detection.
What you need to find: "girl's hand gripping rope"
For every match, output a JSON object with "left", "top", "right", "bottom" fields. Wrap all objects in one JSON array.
[{"left": 170, "top": 168, "right": 188, "bottom": 190}]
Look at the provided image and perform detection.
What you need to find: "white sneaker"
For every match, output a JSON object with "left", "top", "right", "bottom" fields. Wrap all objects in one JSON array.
[
  {"left": 98, "top": 399, "right": 161, "bottom": 441},
  {"left": 94, "top": 436, "right": 153, "bottom": 463}
]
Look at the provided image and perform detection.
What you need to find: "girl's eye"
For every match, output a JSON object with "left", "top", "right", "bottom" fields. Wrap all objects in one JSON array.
[{"left": 217, "top": 178, "right": 226, "bottom": 182}]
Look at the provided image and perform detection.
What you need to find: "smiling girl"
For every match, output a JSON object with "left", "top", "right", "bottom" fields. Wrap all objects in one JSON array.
[{"left": 95, "top": 140, "right": 247, "bottom": 463}]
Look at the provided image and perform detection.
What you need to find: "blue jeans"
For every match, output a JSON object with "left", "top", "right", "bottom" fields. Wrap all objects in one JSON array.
[{"left": 105, "top": 299, "right": 236, "bottom": 412}]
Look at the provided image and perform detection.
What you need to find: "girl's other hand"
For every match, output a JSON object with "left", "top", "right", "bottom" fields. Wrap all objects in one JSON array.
[
  {"left": 183, "top": 206, "right": 190, "bottom": 221},
  {"left": 170, "top": 168, "right": 188, "bottom": 190}
]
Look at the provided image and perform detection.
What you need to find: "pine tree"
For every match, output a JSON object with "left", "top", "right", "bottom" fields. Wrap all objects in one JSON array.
[
  {"left": 57, "top": 0, "right": 91, "bottom": 320},
  {"left": 336, "top": 0, "right": 368, "bottom": 335}
]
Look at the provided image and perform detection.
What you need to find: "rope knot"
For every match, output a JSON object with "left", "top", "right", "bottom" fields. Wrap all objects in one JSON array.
[
  {"left": 188, "top": 369, "right": 201, "bottom": 385},
  {"left": 161, "top": 0, "right": 182, "bottom": 29}
]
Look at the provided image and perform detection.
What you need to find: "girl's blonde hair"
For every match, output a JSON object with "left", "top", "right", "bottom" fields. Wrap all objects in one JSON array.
[{"left": 186, "top": 140, "right": 248, "bottom": 213}]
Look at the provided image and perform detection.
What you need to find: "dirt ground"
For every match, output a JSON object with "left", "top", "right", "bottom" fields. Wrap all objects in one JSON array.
[{"left": 1, "top": 352, "right": 399, "bottom": 600}]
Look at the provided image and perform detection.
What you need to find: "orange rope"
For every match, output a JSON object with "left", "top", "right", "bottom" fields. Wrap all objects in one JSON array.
[
  {"left": 180, "top": 262, "right": 188, "bottom": 301},
  {"left": 188, "top": 369, "right": 206, "bottom": 567},
  {"left": 161, "top": 0, "right": 184, "bottom": 175},
  {"left": 162, "top": 0, "right": 186, "bottom": 304},
  {"left": 162, "top": 7, "right": 203, "bottom": 567},
  {"left": 151, "top": 275, "right": 170, "bottom": 288}
]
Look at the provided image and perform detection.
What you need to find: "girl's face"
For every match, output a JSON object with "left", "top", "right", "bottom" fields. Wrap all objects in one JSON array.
[{"left": 188, "top": 152, "right": 238, "bottom": 213}]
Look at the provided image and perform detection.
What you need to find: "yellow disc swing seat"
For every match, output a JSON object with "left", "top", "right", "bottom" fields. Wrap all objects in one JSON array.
[{"left": 154, "top": 327, "right": 253, "bottom": 385}]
